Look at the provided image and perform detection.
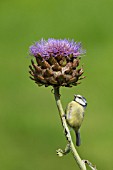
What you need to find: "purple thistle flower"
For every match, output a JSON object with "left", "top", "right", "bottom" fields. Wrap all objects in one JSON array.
[
  {"left": 29, "top": 38, "right": 86, "bottom": 87},
  {"left": 30, "top": 38, "right": 85, "bottom": 59}
]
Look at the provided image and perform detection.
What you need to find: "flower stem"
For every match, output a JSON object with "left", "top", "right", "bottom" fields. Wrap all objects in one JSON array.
[{"left": 53, "top": 86, "right": 86, "bottom": 170}]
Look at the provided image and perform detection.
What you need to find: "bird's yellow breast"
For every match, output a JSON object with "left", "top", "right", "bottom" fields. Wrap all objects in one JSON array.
[{"left": 66, "top": 101, "right": 84, "bottom": 130}]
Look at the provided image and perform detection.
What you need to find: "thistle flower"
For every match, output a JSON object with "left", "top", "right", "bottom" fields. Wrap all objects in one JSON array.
[{"left": 29, "top": 38, "right": 86, "bottom": 87}]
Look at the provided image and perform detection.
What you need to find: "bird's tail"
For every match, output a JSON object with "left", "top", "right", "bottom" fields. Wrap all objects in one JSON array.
[{"left": 75, "top": 131, "right": 81, "bottom": 146}]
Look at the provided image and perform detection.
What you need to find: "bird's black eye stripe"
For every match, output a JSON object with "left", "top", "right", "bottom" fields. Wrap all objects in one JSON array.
[{"left": 77, "top": 96, "right": 81, "bottom": 99}]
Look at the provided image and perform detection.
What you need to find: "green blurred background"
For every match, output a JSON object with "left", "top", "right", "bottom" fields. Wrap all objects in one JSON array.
[{"left": 0, "top": 0, "right": 113, "bottom": 169}]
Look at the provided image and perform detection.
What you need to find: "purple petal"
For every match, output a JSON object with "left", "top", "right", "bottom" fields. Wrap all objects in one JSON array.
[{"left": 29, "top": 38, "right": 85, "bottom": 59}]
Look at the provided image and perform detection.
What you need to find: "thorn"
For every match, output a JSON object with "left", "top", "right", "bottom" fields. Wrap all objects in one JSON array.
[
  {"left": 51, "top": 88, "right": 54, "bottom": 94},
  {"left": 31, "top": 59, "right": 34, "bottom": 65}
]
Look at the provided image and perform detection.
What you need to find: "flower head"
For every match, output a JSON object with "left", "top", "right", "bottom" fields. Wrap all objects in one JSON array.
[
  {"left": 30, "top": 38, "right": 85, "bottom": 59},
  {"left": 29, "top": 38, "right": 86, "bottom": 87}
]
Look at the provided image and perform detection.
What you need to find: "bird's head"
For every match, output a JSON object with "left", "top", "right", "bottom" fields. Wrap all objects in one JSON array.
[{"left": 74, "top": 94, "right": 87, "bottom": 108}]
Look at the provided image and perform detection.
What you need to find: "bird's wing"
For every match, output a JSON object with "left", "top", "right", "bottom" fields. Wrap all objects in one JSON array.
[{"left": 66, "top": 102, "right": 73, "bottom": 119}]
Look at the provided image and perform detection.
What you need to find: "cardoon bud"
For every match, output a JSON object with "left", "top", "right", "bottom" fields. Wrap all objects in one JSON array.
[{"left": 29, "top": 38, "right": 86, "bottom": 87}]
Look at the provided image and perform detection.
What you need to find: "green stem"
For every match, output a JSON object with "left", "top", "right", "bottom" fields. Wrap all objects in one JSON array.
[{"left": 53, "top": 86, "right": 86, "bottom": 170}]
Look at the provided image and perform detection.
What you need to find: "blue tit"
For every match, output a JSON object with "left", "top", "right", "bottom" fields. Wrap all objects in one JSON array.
[{"left": 66, "top": 94, "right": 87, "bottom": 146}]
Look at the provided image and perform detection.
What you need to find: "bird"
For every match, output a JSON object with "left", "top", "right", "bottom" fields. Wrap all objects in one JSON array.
[{"left": 65, "top": 94, "right": 87, "bottom": 146}]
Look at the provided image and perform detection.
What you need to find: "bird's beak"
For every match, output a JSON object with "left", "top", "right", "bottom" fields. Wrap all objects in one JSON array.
[{"left": 74, "top": 94, "right": 77, "bottom": 101}]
